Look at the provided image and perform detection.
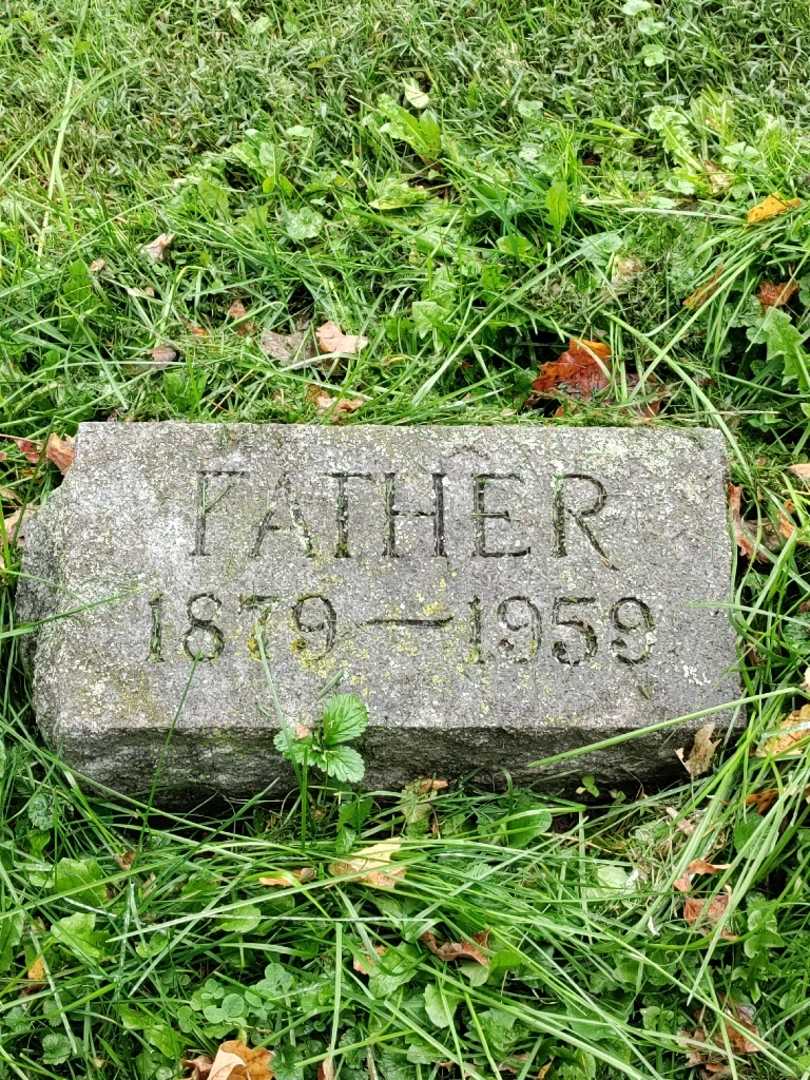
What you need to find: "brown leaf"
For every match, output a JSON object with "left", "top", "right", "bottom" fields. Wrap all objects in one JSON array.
[
  {"left": 722, "top": 1000, "right": 760, "bottom": 1054},
  {"left": 529, "top": 338, "right": 611, "bottom": 401},
  {"left": 415, "top": 778, "right": 448, "bottom": 794},
  {"left": 114, "top": 850, "right": 136, "bottom": 870},
  {"left": 187, "top": 323, "right": 209, "bottom": 338},
  {"left": 745, "top": 788, "right": 779, "bottom": 814},
  {"left": 674, "top": 859, "right": 731, "bottom": 893},
  {"left": 757, "top": 280, "right": 798, "bottom": 308},
  {"left": 664, "top": 806, "right": 696, "bottom": 835},
  {"left": 683, "top": 266, "right": 724, "bottom": 310},
  {"left": 45, "top": 434, "right": 75, "bottom": 475},
  {"left": 142, "top": 232, "right": 175, "bottom": 261},
  {"left": 420, "top": 929, "right": 490, "bottom": 966},
  {"left": 316, "top": 320, "right": 369, "bottom": 356},
  {"left": 317, "top": 1057, "right": 335, "bottom": 1080},
  {"left": 89, "top": 258, "right": 106, "bottom": 273},
  {"left": 259, "top": 867, "right": 316, "bottom": 887},
  {"left": 611, "top": 255, "right": 644, "bottom": 286},
  {"left": 746, "top": 194, "right": 801, "bottom": 225},
  {"left": 150, "top": 344, "right": 178, "bottom": 367},
  {"left": 329, "top": 838, "right": 406, "bottom": 889},
  {"left": 755, "top": 703, "right": 810, "bottom": 757},
  {"left": 208, "top": 1040, "right": 273, "bottom": 1080},
  {"left": 676, "top": 722, "right": 719, "bottom": 778},
  {"left": 227, "top": 300, "right": 257, "bottom": 336},
  {"left": 727, "top": 484, "right": 768, "bottom": 563},
  {"left": 683, "top": 887, "right": 735, "bottom": 938},
  {"left": 26, "top": 955, "right": 46, "bottom": 988},
  {"left": 259, "top": 328, "right": 310, "bottom": 365},
  {"left": 182, "top": 1055, "right": 213, "bottom": 1080},
  {"left": 788, "top": 463, "right": 810, "bottom": 480},
  {"left": 307, "top": 386, "right": 364, "bottom": 421},
  {"left": 13, "top": 437, "right": 40, "bottom": 464},
  {"left": 352, "top": 944, "right": 387, "bottom": 975}
]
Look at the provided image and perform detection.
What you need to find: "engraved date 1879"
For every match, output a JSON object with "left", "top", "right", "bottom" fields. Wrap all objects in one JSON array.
[{"left": 146, "top": 591, "right": 655, "bottom": 667}]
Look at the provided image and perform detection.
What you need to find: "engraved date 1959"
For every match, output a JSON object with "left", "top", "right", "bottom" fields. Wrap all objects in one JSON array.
[{"left": 146, "top": 591, "right": 656, "bottom": 667}]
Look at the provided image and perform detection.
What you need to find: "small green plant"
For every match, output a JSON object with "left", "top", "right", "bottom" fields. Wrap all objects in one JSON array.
[{"left": 274, "top": 693, "right": 368, "bottom": 840}]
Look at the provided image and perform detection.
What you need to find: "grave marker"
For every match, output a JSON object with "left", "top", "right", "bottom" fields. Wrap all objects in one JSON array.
[{"left": 18, "top": 422, "right": 739, "bottom": 794}]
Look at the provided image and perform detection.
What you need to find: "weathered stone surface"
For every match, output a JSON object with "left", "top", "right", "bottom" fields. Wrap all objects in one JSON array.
[{"left": 18, "top": 422, "right": 739, "bottom": 796}]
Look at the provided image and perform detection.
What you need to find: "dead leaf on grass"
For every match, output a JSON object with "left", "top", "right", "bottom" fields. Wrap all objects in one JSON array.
[
  {"left": 329, "top": 838, "right": 406, "bottom": 889},
  {"left": 352, "top": 944, "right": 387, "bottom": 975},
  {"left": 316, "top": 320, "right": 369, "bottom": 356},
  {"left": 45, "top": 434, "right": 74, "bottom": 475},
  {"left": 664, "top": 806, "right": 696, "bottom": 835},
  {"left": 89, "top": 258, "right": 106, "bottom": 273},
  {"left": 788, "top": 463, "right": 810, "bottom": 481},
  {"left": 259, "top": 867, "right": 316, "bottom": 887},
  {"left": 181, "top": 1056, "right": 213, "bottom": 1080},
  {"left": 728, "top": 484, "right": 769, "bottom": 563},
  {"left": 307, "top": 385, "right": 364, "bottom": 421},
  {"left": 683, "top": 887, "right": 736, "bottom": 938},
  {"left": 142, "top": 232, "right": 175, "bottom": 261},
  {"left": 683, "top": 266, "right": 724, "bottom": 310},
  {"left": 757, "top": 280, "right": 799, "bottom": 308},
  {"left": 317, "top": 1056, "right": 335, "bottom": 1080},
  {"left": 529, "top": 338, "right": 611, "bottom": 402},
  {"left": 611, "top": 255, "right": 645, "bottom": 287},
  {"left": 12, "top": 437, "right": 40, "bottom": 464},
  {"left": 420, "top": 929, "right": 490, "bottom": 965},
  {"left": 746, "top": 194, "right": 801, "bottom": 225},
  {"left": 26, "top": 955, "right": 46, "bottom": 987},
  {"left": 114, "top": 850, "right": 136, "bottom": 870},
  {"left": 674, "top": 859, "right": 731, "bottom": 893},
  {"left": 260, "top": 328, "right": 310, "bottom": 365},
  {"left": 704, "top": 161, "right": 733, "bottom": 195},
  {"left": 676, "top": 722, "right": 719, "bottom": 778},
  {"left": 150, "top": 344, "right": 178, "bottom": 367},
  {"left": 227, "top": 300, "right": 257, "bottom": 336},
  {"left": 745, "top": 788, "right": 779, "bottom": 814},
  {"left": 207, "top": 1040, "right": 273, "bottom": 1080},
  {"left": 754, "top": 704, "right": 810, "bottom": 757}
]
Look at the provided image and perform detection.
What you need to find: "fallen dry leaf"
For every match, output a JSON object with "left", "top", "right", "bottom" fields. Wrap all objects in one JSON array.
[
  {"left": 745, "top": 787, "right": 779, "bottom": 814},
  {"left": 259, "top": 328, "right": 310, "bottom": 365},
  {"left": 187, "top": 323, "right": 208, "bottom": 338},
  {"left": 151, "top": 344, "right": 178, "bottom": 367},
  {"left": 207, "top": 1040, "right": 272, "bottom": 1080},
  {"left": 89, "top": 258, "right": 106, "bottom": 273},
  {"left": 674, "top": 859, "right": 731, "bottom": 893},
  {"left": 182, "top": 1055, "right": 213, "bottom": 1080},
  {"left": 727, "top": 484, "right": 769, "bottom": 563},
  {"left": 757, "top": 280, "right": 798, "bottom": 308},
  {"left": 664, "top": 806, "right": 696, "bottom": 835},
  {"left": 414, "top": 778, "right": 448, "bottom": 794},
  {"left": 683, "top": 266, "right": 724, "bottom": 310},
  {"left": 26, "top": 955, "right": 46, "bottom": 985},
  {"left": 316, "top": 320, "right": 369, "bottom": 356},
  {"left": 142, "top": 232, "right": 175, "bottom": 261},
  {"left": 259, "top": 867, "right": 316, "bottom": 887},
  {"left": 788, "top": 463, "right": 810, "bottom": 481},
  {"left": 611, "top": 256, "right": 645, "bottom": 287},
  {"left": 746, "top": 194, "right": 801, "bottom": 225},
  {"left": 114, "top": 850, "right": 136, "bottom": 870},
  {"left": 352, "top": 944, "right": 387, "bottom": 975},
  {"left": 307, "top": 386, "right": 364, "bottom": 422},
  {"left": 704, "top": 161, "right": 733, "bottom": 195},
  {"left": 676, "top": 722, "right": 719, "bottom": 778},
  {"left": 529, "top": 338, "right": 611, "bottom": 401},
  {"left": 755, "top": 704, "right": 810, "bottom": 757},
  {"left": 683, "top": 887, "right": 735, "bottom": 938},
  {"left": 13, "top": 437, "right": 40, "bottom": 464},
  {"left": 420, "top": 929, "right": 490, "bottom": 965},
  {"left": 722, "top": 1000, "right": 761, "bottom": 1054},
  {"left": 329, "top": 838, "right": 405, "bottom": 889},
  {"left": 227, "top": 300, "right": 257, "bottom": 336},
  {"left": 317, "top": 1057, "right": 335, "bottom": 1080},
  {"left": 45, "top": 434, "right": 74, "bottom": 475}
]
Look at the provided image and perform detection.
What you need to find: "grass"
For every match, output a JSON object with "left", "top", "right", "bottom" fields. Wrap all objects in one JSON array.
[{"left": 1, "top": 0, "right": 810, "bottom": 1076}]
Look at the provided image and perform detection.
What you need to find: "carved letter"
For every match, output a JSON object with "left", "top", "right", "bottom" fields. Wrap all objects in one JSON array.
[
  {"left": 383, "top": 472, "right": 446, "bottom": 557},
  {"left": 251, "top": 474, "right": 315, "bottom": 558},
  {"left": 552, "top": 473, "right": 616, "bottom": 569},
  {"left": 330, "top": 472, "right": 374, "bottom": 558},
  {"left": 191, "top": 470, "right": 246, "bottom": 557},
  {"left": 472, "top": 473, "right": 530, "bottom": 557}
]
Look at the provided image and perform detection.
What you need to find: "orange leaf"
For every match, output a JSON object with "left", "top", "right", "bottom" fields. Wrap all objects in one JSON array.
[
  {"left": 420, "top": 929, "right": 490, "bottom": 965},
  {"left": 746, "top": 194, "right": 801, "bottom": 225},
  {"left": 757, "top": 280, "right": 798, "bottom": 308},
  {"left": 530, "top": 338, "right": 611, "bottom": 400},
  {"left": 674, "top": 859, "right": 731, "bottom": 893},
  {"left": 208, "top": 1040, "right": 272, "bottom": 1080},
  {"left": 45, "top": 434, "right": 75, "bottom": 475},
  {"left": 316, "top": 320, "right": 369, "bottom": 356},
  {"left": 13, "top": 437, "right": 40, "bottom": 464},
  {"left": 755, "top": 704, "right": 810, "bottom": 757},
  {"left": 683, "top": 887, "right": 736, "bottom": 938},
  {"left": 683, "top": 266, "right": 724, "bottom": 310},
  {"left": 722, "top": 1000, "right": 761, "bottom": 1054}
]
